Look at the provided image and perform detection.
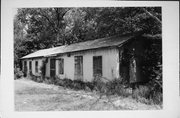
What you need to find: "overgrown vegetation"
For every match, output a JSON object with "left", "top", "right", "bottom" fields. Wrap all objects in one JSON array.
[
  {"left": 14, "top": 67, "right": 24, "bottom": 80},
  {"left": 25, "top": 73, "right": 162, "bottom": 105},
  {"left": 14, "top": 7, "right": 161, "bottom": 67},
  {"left": 14, "top": 7, "right": 162, "bottom": 106}
]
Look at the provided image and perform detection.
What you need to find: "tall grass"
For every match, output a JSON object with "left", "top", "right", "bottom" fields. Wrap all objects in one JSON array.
[{"left": 26, "top": 74, "right": 162, "bottom": 105}]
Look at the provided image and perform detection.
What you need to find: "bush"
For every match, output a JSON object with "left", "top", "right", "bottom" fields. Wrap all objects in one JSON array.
[
  {"left": 53, "top": 77, "right": 95, "bottom": 91},
  {"left": 84, "top": 82, "right": 95, "bottom": 91},
  {"left": 14, "top": 68, "right": 24, "bottom": 79},
  {"left": 29, "top": 74, "right": 36, "bottom": 81},
  {"left": 147, "top": 78, "right": 162, "bottom": 104},
  {"left": 90, "top": 77, "right": 130, "bottom": 97},
  {"left": 36, "top": 76, "right": 43, "bottom": 83},
  {"left": 132, "top": 85, "right": 150, "bottom": 99},
  {"left": 43, "top": 77, "right": 55, "bottom": 84},
  {"left": 106, "top": 78, "right": 130, "bottom": 97},
  {"left": 151, "top": 91, "right": 162, "bottom": 104},
  {"left": 72, "top": 80, "right": 86, "bottom": 90},
  {"left": 132, "top": 83, "right": 162, "bottom": 105},
  {"left": 62, "top": 78, "right": 73, "bottom": 88},
  {"left": 54, "top": 78, "right": 64, "bottom": 86}
]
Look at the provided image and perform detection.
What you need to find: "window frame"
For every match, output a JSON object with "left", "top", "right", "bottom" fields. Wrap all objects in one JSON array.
[
  {"left": 74, "top": 56, "right": 83, "bottom": 80},
  {"left": 93, "top": 56, "right": 103, "bottom": 77},
  {"left": 59, "top": 58, "right": 64, "bottom": 75},
  {"left": 29, "top": 61, "right": 32, "bottom": 72},
  {"left": 35, "top": 61, "right": 38, "bottom": 73}
]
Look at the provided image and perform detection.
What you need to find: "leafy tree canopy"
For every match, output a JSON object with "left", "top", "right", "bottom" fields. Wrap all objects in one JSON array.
[{"left": 14, "top": 7, "right": 161, "bottom": 67}]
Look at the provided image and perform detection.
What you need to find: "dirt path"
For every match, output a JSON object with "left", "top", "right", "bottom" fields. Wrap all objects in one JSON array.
[{"left": 14, "top": 78, "right": 162, "bottom": 111}]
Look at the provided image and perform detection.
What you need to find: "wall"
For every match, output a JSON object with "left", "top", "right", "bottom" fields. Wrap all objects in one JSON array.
[
  {"left": 22, "top": 47, "right": 120, "bottom": 82},
  {"left": 22, "top": 58, "right": 43, "bottom": 76},
  {"left": 55, "top": 47, "right": 120, "bottom": 82}
]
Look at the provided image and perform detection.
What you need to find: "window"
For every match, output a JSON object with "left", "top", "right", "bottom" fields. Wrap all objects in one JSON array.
[
  {"left": 35, "top": 61, "right": 38, "bottom": 73},
  {"left": 50, "top": 59, "right": 56, "bottom": 77},
  {"left": 74, "top": 56, "right": 83, "bottom": 80},
  {"left": 29, "top": 61, "right": 32, "bottom": 72},
  {"left": 93, "top": 56, "right": 102, "bottom": 77},
  {"left": 59, "top": 58, "right": 64, "bottom": 74},
  {"left": 24, "top": 61, "right": 27, "bottom": 72}
]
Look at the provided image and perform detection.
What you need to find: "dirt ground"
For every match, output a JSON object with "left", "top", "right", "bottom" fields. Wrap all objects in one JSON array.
[{"left": 14, "top": 78, "right": 162, "bottom": 111}]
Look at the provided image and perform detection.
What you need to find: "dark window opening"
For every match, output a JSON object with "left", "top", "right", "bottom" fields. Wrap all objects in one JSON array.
[
  {"left": 50, "top": 59, "right": 56, "bottom": 77},
  {"left": 24, "top": 61, "right": 27, "bottom": 73},
  {"left": 35, "top": 61, "right": 38, "bottom": 73},
  {"left": 29, "top": 61, "right": 32, "bottom": 72},
  {"left": 93, "top": 56, "right": 102, "bottom": 77},
  {"left": 59, "top": 58, "right": 64, "bottom": 74}
]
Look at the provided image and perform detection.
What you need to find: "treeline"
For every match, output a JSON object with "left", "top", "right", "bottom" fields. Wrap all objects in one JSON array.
[{"left": 14, "top": 7, "right": 161, "bottom": 67}]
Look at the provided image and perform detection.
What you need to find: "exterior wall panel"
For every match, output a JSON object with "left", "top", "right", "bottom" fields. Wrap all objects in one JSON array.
[
  {"left": 22, "top": 47, "right": 120, "bottom": 82},
  {"left": 56, "top": 47, "right": 119, "bottom": 82},
  {"left": 23, "top": 58, "right": 43, "bottom": 76}
]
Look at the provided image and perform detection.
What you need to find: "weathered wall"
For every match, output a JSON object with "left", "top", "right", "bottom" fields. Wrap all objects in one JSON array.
[
  {"left": 55, "top": 47, "right": 119, "bottom": 82},
  {"left": 22, "top": 58, "right": 43, "bottom": 76},
  {"left": 22, "top": 47, "right": 120, "bottom": 82},
  {"left": 56, "top": 54, "right": 75, "bottom": 80}
]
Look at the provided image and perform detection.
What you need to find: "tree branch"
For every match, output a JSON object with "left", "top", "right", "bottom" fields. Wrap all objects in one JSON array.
[
  {"left": 142, "top": 8, "right": 162, "bottom": 25},
  {"left": 41, "top": 14, "right": 57, "bottom": 33}
]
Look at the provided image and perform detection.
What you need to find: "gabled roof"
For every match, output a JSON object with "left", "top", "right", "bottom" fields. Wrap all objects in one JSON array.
[{"left": 21, "top": 33, "right": 135, "bottom": 59}]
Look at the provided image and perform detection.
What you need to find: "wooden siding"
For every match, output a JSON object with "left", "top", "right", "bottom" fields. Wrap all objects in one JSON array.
[{"left": 55, "top": 47, "right": 119, "bottom": 82}]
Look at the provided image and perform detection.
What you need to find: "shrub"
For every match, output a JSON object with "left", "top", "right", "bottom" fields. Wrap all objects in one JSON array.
[
  {"left": 92, "top": 76, "right": 107, "bottom": 93},
  {"left": 36, "top": 76, "right": 43, "bottom": 83},
  {"left": 151, "top": 91, "right": 162, "bottom": 104},
  {"left": 84, "top": 82, "right": 95, "bottom": 91},
  {"left": 132, "top": 85, "right": 150, "bottom": 100},
  {"left": 14, "top": 68, "right": 24, "bottom": 79},
  {"left": 72, "top": 80, "right": 86, "bottom": 90},
  {"left": 59, "top": 78, "right": 73, "bottom": 88},
  {"left": 43, "top": 77, "right": 55, "bottom": 84},
  {"left": 147, "top": 78, "right": 163, "bottom": 104},
  {"left": 54, "top": 78, "right": 64, "bottom": 86},
  {"left": 132, "top": 83, "right": 162, "bottom": 105},
  {"left": 106, "top": 78, "right": 130, "bottom": 97},
  {"left": 90, "top": 77, "right": 130, "bottom": 97}
]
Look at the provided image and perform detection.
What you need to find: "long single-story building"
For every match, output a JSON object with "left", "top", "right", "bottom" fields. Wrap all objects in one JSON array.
[{"left": 21, "top": 33, "right": 155, "bottom": 83}]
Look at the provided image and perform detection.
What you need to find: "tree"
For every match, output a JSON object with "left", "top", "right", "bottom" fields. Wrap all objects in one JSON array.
[{"left": 14, "top": 7, "right": 162, "bottom": 66}]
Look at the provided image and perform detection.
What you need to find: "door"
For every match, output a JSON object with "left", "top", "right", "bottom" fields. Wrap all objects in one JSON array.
[
  {"left": 50, "top": 59, "right": 56, "bottom": 77},
  {"left": 74, "top": 56, "right": 83, "bottom": 80}
]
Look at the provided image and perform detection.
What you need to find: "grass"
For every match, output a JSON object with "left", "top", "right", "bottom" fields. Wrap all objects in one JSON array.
[{"left": 15, "top": 78, "right": 162, "bottom": 111}]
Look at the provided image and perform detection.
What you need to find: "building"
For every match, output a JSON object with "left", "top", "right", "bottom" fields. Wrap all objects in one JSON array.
[{"left": 21, "top": 33, "right": 153, "bottom": 83}]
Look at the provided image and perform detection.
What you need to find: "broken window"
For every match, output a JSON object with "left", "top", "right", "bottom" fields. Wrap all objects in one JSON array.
[
  {"left": 35, "top": 61, "right": 38, "bottom": 73},
  {"left": 93, "top": 56, "right": 102, "bottom": 77},
  {"left": 59, "top": 58, "right": 64, "bottom": 74},
  {"left": 74, "top": 56, "right": 83, "bottom": 80}
]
